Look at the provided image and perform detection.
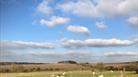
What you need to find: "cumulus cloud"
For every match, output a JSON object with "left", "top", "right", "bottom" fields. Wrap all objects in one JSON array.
[
  {"left": 67, "top": 25, "right": 90, "bottom": 35},
  {"left": 62, "top": 40, "right": 84, "bottom": 48},
  {"left": 96, "top": 0, "right": 137, "bottom": 17},
  {"left": 58, "top": 0, "right": 138, "bottom": 18},
  {"left": 37, "top": 0, "right": 53, "bottom": 15},
  {"left": 127, "top": 16, "right": 138, "bottom": 27},
  {"left": 117, "top": 0, "right": 138, "bottom": 16},
  {"left": 62, "top": 38, "right": 134, "bottom": 48},
  {"left": 40, "top": 16, "right": 70, "bottom": 27},
  {"left": 58, "top": 0, "right": 99, "bottom": 17},
  {"left": 95, "top": 21, "right": 107, "bottom": 29},
  {"left": 0, "top": 40, "right": 55, "bottom": 49}
]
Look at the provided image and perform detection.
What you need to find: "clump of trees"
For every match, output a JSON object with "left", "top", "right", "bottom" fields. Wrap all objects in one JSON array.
[
  {"left": 0, "top": 65, "right": 62, "bottom": 73},
  {"left": 58, "top": 60, "right": 77, "bottom": 64},
  {"left": 95, "top": 63, "right": 104, "bottom": 71},
  {"left": 136, "top": 68, "right": 138, "bottom": 74}
]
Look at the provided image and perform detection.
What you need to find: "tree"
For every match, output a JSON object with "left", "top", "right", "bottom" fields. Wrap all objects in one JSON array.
[
  {"left": 136, "top": 68, "right": 138, "bottom": 74},
  {"left": 95, "top": 63, "right": 104, "bottom": 71}
]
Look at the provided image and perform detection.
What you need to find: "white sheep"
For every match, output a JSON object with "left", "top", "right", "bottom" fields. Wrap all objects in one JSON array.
[
  {"left": 62, "top": 72, "right": 66, "bottom": 76},
  {"left": 92, "top": 72, "right": 96, "bottom": 75},
  {"left": 98, "top": 74, "right": 104, "bottom": 77},
  {"left": 110, "top": 70, "right": 114, "bottom": 72}
]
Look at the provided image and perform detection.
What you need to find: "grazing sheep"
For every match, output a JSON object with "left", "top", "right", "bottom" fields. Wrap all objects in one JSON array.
[
  {"left": 110, "top": 70, "right": 114, "bottom": 73},
  {"left": 56, "top": 74, "right": 64, "bottom": 77},
  {"left": 62, "top": 72, "right": 66, "bottom": 76},
  {"left": 98, "top": 74, "right": 104, "bottom": 77},
  {"left": 56, "top": 76, "right": 60, "bottom": 77},
  {"left": 92, "top": 72, "right": 96, "bottom": 75},
  {"left": 92, "top": 72, "right": 96, "bottom": 77}
]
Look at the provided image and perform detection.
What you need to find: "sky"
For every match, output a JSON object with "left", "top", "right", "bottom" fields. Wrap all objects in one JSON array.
[{"left": 0, "top": 0, "right": 138, "bottom": 63}]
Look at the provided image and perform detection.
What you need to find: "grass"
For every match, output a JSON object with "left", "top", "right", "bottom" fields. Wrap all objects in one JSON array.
[{"left": 0, "top": 71, "right": 138, "bottom": 77}]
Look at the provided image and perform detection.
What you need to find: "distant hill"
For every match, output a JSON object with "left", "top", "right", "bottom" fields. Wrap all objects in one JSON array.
[{"left": 0, "top": 62, "right": 44, "bottom": 65}]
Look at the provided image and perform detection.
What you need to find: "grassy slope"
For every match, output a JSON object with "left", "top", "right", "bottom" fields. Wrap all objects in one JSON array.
[{"left": 0, "top": 71, "right": 138, "bottom": 77}]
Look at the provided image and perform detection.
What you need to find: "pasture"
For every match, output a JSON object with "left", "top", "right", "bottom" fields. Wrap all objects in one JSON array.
[{"left": 0, "top": 71, "right": 138, "bottom": 77}]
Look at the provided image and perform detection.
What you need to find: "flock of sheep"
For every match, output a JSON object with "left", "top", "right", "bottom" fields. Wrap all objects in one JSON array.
[
  {"left": 49, "top": 71, "right": 113, "bottom": 77},
  {"left": 50, "top": 72, "right": 66, "bottom": 77},
  {"left": 49, "top": 70, "right": 127, "bottom": 77}
]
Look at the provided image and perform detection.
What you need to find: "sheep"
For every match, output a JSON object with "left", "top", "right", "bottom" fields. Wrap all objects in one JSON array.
[
  {"left": 56, "top": 76, "right": 60, "bottom": 77},
  {"left": 98, "top": 74, "right": 104, "bottom": 77},
  {"left": 110, "top": 70, "right": 114, "bottom": 73},
  {"left": 62, "top": 72, "right": 66, "bottom": 76},
  {"left": 92, "top": 72, "right": 96, "bottom": 77},
  {"left": 92, "top": 72, "right": 96, "bottom": 75},
  {"left": 56, "top": 73, "right": 65, "bottom": 77}
]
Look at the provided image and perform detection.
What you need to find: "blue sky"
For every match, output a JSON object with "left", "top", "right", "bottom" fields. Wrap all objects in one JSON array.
[{"left": 0, "top": 0, "right": 138, "bottom": 63}]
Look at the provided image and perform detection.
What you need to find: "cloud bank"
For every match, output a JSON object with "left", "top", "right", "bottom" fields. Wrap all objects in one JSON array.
[
  {"left": 62, "top": 38, "right": 134, "bottom": 48},
  {"left": 0, "top": 40, "right": 55, "bottom": 49}
]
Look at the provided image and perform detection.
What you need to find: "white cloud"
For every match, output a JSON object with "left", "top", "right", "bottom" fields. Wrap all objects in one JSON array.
[
  {"left": 0, "top": 40, "right": 55, "bottom": 49},
  {"left": 96, "top": 0, "right": 120, "bottom": 17},
  {"left": 96, "top": 0, "right": 137, "bottom": 17},
  {"left": 95, "top": 21, "right": 107, "bottom": 29},
  {"left": 104, "top": 51, "right": 138, "bottom": 57},
  {"left": 62, "top": 39, "right": 84, "bottom": 48},
  {"left": 62, "top": 38, "right": 134, "bottom": 48},
  {"left": 118, "top": 0, "right": 138, "bottom": 16},
  {"left": 67, "top": 25, "right": 90, "bottom": 35},
  {"left": 85, "top": 39, "right": 133, "bottom": 46},
  {"left": 58, "top": 0, "right": 99, "bottom": 17},
  {"left": 40, "top": 16, "right": 70, "bottom": 27},
  {"left": 37, "top": 0, "right": 53, "bottom": 15},
  {"left": 58, "top": 0, "right": 138, "bottom": 18},
  {"left": 127, "top": 16, "right": 138, "bottom": 27}
]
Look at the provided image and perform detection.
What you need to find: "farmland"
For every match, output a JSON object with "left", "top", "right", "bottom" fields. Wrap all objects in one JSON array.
[
  {"left": 0, "top": 71, "right": 138, "bottom": 77},
  {"left": 0, "top": 62, "right": 138, "bottom": 77}
]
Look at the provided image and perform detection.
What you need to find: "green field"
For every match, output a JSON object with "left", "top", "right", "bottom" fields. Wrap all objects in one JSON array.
[{"left": 0, "top": 71, "right": 137, "bottom": 77}]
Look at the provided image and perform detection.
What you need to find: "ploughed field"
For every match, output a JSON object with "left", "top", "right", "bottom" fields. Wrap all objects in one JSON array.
[{"left": 0, "top": 71, "right": 138, "bottom": 77}]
